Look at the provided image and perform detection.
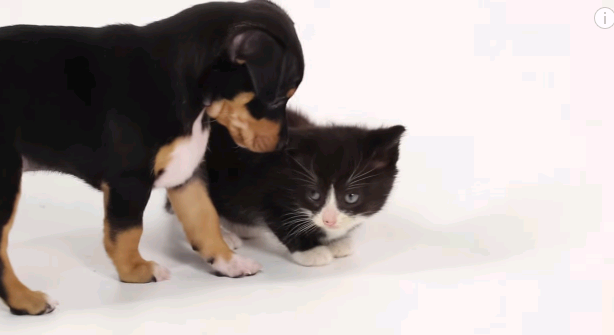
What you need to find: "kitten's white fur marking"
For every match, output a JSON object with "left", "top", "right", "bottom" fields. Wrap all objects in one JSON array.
[
  {"left": 312, "top": 187, "right": 364, "bottom": 241},
  {"left": 328, "top": 237, "right": 354, "bottom": 258},
  {"left": 291, "top": 246, "right": 334, "bottom": 267},
  {"left": 154, "top": 111, "right": 210, "bottom": 188},
  {"left": 153, "top": 263, "right": 172, "bottom": 281},
  {"left": 212, "top": 254, "right": 262, "bottom": 277},
  {"left": 221, "top": 227, "right": 243, "bottom": 250}
]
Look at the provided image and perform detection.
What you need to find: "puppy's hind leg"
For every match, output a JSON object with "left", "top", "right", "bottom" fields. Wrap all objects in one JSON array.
[{"left": 0, "top": 149, "right": 57, "bottom": 315}]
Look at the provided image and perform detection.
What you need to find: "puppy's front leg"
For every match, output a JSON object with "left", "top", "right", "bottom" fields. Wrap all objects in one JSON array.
[
  {"left": 166, "top": 178, "right": 261, "bottom": 277},
  {"left": 102, "top": 180, "right": 170, "bottom": 283}
]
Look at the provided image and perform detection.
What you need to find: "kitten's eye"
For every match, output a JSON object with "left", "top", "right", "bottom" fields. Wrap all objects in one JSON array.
[
  {"left": 345, "top": 193, "right": 360, "bottom": 204},
  {"left": 308, "top": 190, "right": 321, "bottom": 201}
]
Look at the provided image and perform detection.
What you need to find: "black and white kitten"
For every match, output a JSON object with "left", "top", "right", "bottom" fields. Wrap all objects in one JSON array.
[{"left": 166, "top": 110, "right": 405, "bottom": 266}]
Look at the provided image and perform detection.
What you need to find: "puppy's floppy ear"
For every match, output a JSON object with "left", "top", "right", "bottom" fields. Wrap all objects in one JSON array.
[
  {"left": 229, "top": 29, "right": 285, "bottom": 105},
  {"left": 365, "top": 125, "right": 406, "bottom": 169}
]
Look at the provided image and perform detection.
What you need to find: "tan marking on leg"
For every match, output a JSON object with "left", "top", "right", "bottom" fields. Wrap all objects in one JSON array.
[
  {"left": 103, "top": 225, "right": 156, "bottom": 283},
  {"left": 153, "top": 138, "right": 189, "bottom": 176},
  {"left": 1, "top": 192, "right": 51, "bottom": 314},
  {"left": 286, "top": 88, "right": 296, "bottom": 98},
  {"left": 101, "top": 183, "right": 156, "bottom": 283},
  {"left": 166, "top": 178, "right": 233, "bottom": 262},
  {"left": 206, "top": 92, "right": 281, "bottom": 153}
]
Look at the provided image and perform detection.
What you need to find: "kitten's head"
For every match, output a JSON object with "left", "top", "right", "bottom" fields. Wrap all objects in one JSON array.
[{"left": 285, "top": 123, "right": 405, "bottom": 240}]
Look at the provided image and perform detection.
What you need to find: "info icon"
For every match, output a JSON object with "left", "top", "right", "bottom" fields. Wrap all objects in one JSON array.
[{"left": 595, "top": 7, "right": 614, "bottom": 29}]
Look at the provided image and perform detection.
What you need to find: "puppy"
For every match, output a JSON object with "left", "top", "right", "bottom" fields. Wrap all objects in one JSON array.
[{"left": 0, "top": 0, "right": 304, "bottom": 316}]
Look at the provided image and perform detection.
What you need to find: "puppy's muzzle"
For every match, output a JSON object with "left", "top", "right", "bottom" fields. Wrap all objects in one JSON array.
[{"left": 206, "top": 92, "right": 282, "bottom": 153}]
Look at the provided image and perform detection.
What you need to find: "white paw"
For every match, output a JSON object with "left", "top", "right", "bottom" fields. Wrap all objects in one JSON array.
[
  {"left": 44, "top": 295, "right": 59, "bottom": 314},
  {"left": 291, "top": 246, "right": 334, "bottom": 267},
  {"left": 153, "top": 263, "right": 171, "bottom": 282},
  {"left": 221, "top": 228, "right": 243, "bottom": 250},
  {"left": 212, "top": 254, "right": 262, "bottom": 278},
  {"left": 328, "top": 238, "right": 354, "bottom": 258}
]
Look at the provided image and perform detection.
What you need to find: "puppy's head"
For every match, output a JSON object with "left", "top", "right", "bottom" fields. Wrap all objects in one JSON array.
[{"left": 203, "top": 2, "right": 304, "bottom": 153}]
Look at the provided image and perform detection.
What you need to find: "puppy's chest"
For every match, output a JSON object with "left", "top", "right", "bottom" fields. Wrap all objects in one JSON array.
[{"left": 154, "top": 111, "right": 210, "bottom": 188}]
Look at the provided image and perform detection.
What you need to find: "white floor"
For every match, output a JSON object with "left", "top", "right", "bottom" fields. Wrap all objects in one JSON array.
[
  {"left": 0, "top": 172, "right": 608, "bottom": 334},
  {"left": 1, "top": 0, "right": 612, "bottom": 334}
]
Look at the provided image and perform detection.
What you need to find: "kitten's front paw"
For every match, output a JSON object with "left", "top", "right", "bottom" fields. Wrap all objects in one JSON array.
[
  {"left": 328, "top": 238, "right": 353, "bottom": 258},
  {"left": 221, "top": 228, "right": 243, "bottom": 250},
  {"left": 291, "top": 246, "right": 334, "bottom": 267}
]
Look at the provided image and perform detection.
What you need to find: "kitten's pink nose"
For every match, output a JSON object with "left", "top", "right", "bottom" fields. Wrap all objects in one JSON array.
[{"left": 322, "top": 209, "right": 337, "bottom": 227}]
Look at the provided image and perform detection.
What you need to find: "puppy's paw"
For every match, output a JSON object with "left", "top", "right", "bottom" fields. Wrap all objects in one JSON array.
[
  {"left": 221, "top": 228, "right": 243, "bottom": 250},
  {"left": 45, "top": 296, "right": 60, "bottom": 313},
  {"left": 118, "top": 261, "right": 170, "bottom": 283},
  {"left": 212, "top": 254, "right": 262, "bottom": 278},
  {"left": 152, "top": 263, "right": 172, "bottom": 282},
  {"left": 291, "top": 246, "right": 334, "bottom": 267},
  {"left": 9, "top": 291, "right": 59, "bottom": 316},
  {"left": 328, "top": 238, "right": 353, "bottom": 258}
]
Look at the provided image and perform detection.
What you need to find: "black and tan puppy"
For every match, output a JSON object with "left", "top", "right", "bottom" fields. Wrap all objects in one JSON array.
[{"left": 0, "top": 0, "right": 303, "bottom": 315}]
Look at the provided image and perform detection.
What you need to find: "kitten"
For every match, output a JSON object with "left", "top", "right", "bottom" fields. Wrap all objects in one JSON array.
[{"left": 166, "top": 110, "right": 405, "bottom": 266}]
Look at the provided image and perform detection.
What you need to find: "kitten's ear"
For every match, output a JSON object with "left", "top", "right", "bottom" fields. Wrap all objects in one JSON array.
[
  {"left": 365, "top": 125, "right": 406, "bottom": 169},
  {"left": 228, "top": 29, "right": 285, "bottom": 104}
]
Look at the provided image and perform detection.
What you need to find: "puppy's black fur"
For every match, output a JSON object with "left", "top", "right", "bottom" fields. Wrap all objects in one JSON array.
[{"left": 0, "top": 0, "right": 303, "bottom": 316}]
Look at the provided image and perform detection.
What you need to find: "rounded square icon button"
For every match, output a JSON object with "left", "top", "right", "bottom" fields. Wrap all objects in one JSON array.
[{"left": 595, "top": 7, "right": 614, "bottom": 29}]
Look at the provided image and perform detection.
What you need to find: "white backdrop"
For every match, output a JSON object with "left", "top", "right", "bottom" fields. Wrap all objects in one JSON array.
[{"left": 0, "top": 1, "right": 612, "bottom": 334}]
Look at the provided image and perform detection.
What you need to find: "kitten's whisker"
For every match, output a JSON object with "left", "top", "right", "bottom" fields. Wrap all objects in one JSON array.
[
  {"left": 290, "top": 224, "right": 318, "bottom": 241},
  {"left": 286, "top": 222, "right": 313, "bottom": 238},
  {"left": 290, "top": 223, "right": 316, "bottom": 239},
  {"left": 347, "top": 166, "right": 372, "bottom": 186},
  {"left": 290, "top": 176, "right": 317, "bottom": 186},
  {"left": 280, "top": 210, "right": 307, "bottom": 218},
  {"left": 349, "top": 155, "right": 373, "bottom": 183},
  {"left": 347, "top": 154, "right": 364, "bottom": 183},
  {"left": 280, "top": 214, "right": 311, "bottom": 225},
  {"left": 291, "top": 167, "right": 313, "bottom": 179},
  {"left": 309, "top": 157, "right": 316, "bottom": 177},
  {"left": 280, "top": 214, "right": 310, "bottom": 222},
  {"left": 281, "top": 219, "right": 311, "bottom": 227},
  {"left": 290, "top": 156, "right": 317, "bottom": 182},
  {"left": 347, "top": 172, "right": 382, "bottom": 187},
  {"left": 291, "top": 169, "right": 316, "bottom": 184},
  {"left": 287, "top": 224, "right": 306, "bottom": 236},
  {"left": 346, "top": 183, "right": 369, "bottom": 190},
  {"left": 291, "top": 175, "right": 316, "bottom": 187},
  {"left": 349, "top": 165, "right": 378, "bottom": 184},
  {"left": 280, "top": 215, "right": 306, "bottom": 222}
]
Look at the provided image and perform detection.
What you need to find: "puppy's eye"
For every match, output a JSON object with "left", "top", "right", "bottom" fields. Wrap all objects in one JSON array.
[
  {"left": 307, "top": 190, "right": 321, "bottom": 201},
  {"left": 345, "top": 193, "right": 359, "bottom": 204}
]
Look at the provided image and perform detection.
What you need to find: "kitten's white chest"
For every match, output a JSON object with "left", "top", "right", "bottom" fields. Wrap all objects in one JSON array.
[{"left": 154, "top": 111, "right": 210, "bottom": 188}]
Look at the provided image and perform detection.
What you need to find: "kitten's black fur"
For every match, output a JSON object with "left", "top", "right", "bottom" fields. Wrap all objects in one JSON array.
[{"left": 167, "top": 110, "right": 405, "bottom": 257}]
